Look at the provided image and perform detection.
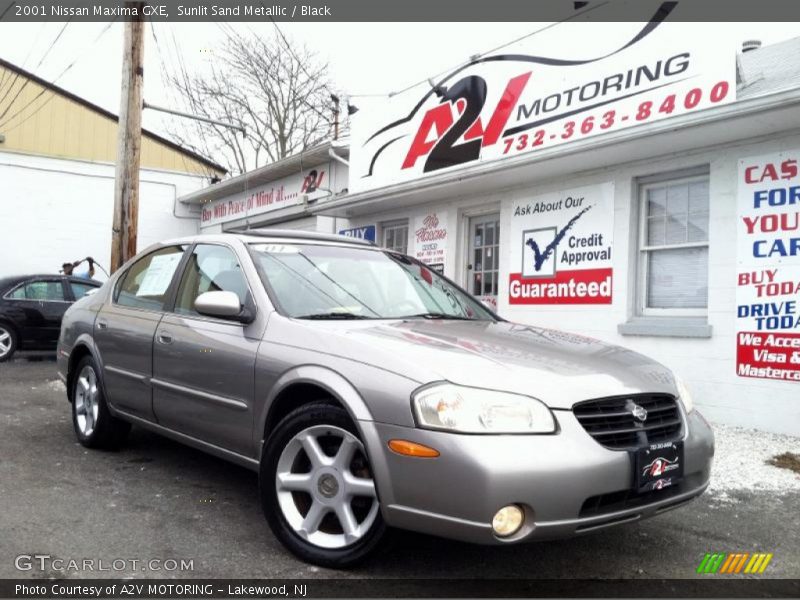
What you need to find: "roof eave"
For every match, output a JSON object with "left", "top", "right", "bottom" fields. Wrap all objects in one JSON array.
[{"left": 178, "top": 140, "right": 341, "bottom": 205}]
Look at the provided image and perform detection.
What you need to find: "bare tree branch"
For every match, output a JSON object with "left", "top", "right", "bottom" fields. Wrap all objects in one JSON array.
[{"left": 166, "top": 30, "right": 334, "bottom": 176}]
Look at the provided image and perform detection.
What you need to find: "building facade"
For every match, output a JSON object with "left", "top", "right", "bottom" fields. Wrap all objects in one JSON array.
[
  {"left": 179, "top": 31, "right": 800, "bottom": 434},
  {"left": 0, "top": 57, "right": 225, "bottom": 278},
  {"left": 189, "top": 140, "right": 350, "bottom": 236}
]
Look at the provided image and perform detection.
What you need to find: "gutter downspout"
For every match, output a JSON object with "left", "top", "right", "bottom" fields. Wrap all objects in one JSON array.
[{"left": 328, "top": 148, "right": 349, "bottom": 167}]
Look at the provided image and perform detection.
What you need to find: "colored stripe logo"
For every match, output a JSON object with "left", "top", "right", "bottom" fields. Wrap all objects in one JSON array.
[{"left": 697, "top": 552, "right": 773, "bottom": 574}]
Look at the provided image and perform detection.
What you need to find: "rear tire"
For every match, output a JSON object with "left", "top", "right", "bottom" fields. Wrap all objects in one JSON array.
[
  {"left": 0, "top": 323, "right": 17, "bottom": 362},
  {"left": 260, "top": 402, "right": 386, "bottom": 568},
  {"left": 71, "top": 356, "right": 130, "bottom": 449}
]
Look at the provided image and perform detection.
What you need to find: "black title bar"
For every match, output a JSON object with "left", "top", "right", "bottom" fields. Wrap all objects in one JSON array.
[
  {"left": 3, "top": 578, "right": 800, "bottom": 598},
  {"left": 2, "top": 0, "right": 800, "bottom": 22}
]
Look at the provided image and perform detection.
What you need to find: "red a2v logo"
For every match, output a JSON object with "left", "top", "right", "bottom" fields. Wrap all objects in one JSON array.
[{"left": 402, "top": 71, "right": 531, "bottom": 174}]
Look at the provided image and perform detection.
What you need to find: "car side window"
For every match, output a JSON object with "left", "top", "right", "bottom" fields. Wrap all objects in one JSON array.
[
  {"left": 70, "top": 281, "right": 97, "bottom": 300},
  {"left": 8, "top": 280, "right": 66, "bottom": 301},
  {"left": 116, "top": 246, "right": 186, "bottom": 311},
  {"left": 174, "top": 244, "right": 248, "bottom": 316}
]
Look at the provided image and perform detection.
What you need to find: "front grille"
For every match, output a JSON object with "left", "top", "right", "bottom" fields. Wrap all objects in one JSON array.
[{"left": 573, "top": 393, "right": 682, "bottom": 450}]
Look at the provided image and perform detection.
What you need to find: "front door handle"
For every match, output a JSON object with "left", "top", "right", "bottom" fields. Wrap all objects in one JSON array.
[{"left": 156, "top": 331, "right": 173, "bottom": 344}]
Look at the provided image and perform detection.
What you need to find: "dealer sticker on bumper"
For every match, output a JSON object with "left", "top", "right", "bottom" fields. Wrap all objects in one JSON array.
[{"left": 635, "top": 441, "right": 683, "bottom": 493}]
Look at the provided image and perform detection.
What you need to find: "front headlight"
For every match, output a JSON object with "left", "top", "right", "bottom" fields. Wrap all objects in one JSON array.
[
  {"left": 676, "top": 377, "right": 695, "bottom": 413},
  {"left": 412, "top": 383, "right": 555, "bottom": 434}
]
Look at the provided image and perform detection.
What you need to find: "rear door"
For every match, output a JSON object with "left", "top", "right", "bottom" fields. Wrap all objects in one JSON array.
[
  {"left": 94, "top": 245, "right": 187, "bottom": 421},
  {"left": 4, "top": 278, "right": 70, "bottom": 347},
  {"left": 152, "top": 242, "right": 261, "bottom": 455}
]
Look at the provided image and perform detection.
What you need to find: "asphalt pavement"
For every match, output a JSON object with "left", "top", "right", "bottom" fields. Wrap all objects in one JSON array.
[{"left": 1, "top": 357, "right": 798, "bottom": 581}]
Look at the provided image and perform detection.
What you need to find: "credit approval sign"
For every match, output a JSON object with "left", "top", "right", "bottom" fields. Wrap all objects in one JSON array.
[
  {"left": 350, "top": 10, "right": 734, "bottom": 193},
  {"left": 508, "top": 183, "right": 614, "bottom": 305}
]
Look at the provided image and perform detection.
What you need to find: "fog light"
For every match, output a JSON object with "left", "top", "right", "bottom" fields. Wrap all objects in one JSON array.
[{"left": 492, "top": 505, "right": 524, "bottom": 537}]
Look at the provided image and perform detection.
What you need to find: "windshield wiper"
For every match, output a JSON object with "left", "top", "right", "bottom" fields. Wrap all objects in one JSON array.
[
  {"left": 405, "top": 312, "right": 472, "bottom": 320},
  {"left": 296, "top": 312, "right": 372, "bottom": 320}
]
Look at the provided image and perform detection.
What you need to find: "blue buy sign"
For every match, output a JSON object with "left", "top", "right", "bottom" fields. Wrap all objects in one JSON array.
[{"left": 339, "top": 225, "right": 376, "bottom": 242}]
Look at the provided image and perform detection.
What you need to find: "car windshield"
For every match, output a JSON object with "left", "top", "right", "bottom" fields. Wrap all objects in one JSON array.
[{"left": 249, "top": 242, "right": 495, "bottom": 321}]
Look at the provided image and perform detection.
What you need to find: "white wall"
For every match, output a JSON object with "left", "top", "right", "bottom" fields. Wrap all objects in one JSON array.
[
  {"left": 0, "top": 152, "right": 210, "bottom": 280},
  {"left": 342, "top": 132, "right": 800, "bottom": 435}
]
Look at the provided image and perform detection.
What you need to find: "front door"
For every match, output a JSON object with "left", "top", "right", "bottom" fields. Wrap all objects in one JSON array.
[
  {"left": 94, "top": 245, "right": 187, "bottom": 421},
  {"left": 467, "top": 213, "right": 500, "bottom": 310},
  {"left": 152, "top": 243, "right": 260, "bottom": 455}
]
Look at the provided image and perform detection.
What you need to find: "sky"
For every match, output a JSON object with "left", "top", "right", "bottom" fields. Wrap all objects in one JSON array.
[{"left": 0, "top": 20, "right": 798, "bottom": 157}]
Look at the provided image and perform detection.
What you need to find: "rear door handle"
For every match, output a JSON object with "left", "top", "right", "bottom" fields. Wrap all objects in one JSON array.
[
  {"left": 97, "top": 319, "right": 108, "bottom": 330},
  {"left": 156, "top": 331, "right": 173, "bottom": 345}
]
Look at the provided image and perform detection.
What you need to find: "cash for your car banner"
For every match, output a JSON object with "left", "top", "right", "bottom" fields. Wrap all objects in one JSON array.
[
  {"left": 508, "top": 183, "right": 614, "bottom": 305},
  {"left": 736, "top": 151, "right": 800, "bottom": 381}
]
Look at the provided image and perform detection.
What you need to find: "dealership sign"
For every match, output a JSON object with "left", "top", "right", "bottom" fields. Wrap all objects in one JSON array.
[
  {"left": 508, "top": 183, "right": 614, "bottom": 305},
  {"left": 200, "top": 168, "right": 327, "bottom": 227},
  {"left": 350, "top": 10, "right": 734, "bottom": 193},
  {"left": 736, "top": 150, "right": 800, "bottom": 382}
]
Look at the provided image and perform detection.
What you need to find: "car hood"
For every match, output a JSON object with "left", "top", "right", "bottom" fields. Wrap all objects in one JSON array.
[{"left": 277, "top": 318, "right": 678, "bottom": 409}]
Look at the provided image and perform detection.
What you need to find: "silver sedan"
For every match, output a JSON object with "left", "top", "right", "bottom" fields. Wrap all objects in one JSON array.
[{"left": 57, "top": 229, "right": 714, "bottom": 567}]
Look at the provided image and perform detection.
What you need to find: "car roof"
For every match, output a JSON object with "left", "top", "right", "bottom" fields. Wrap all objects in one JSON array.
[
  {"left": 161, "top": 228, "right": 378, "bottom": 248},
  {"left": 0, "top": 274, "right": 101, "bottom": 292}
]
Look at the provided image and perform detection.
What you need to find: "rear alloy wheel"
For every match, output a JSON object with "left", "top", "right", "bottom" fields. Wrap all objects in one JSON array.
[
  {"left": 0, "top": 324, "right": 17, "bottom": 362},
  {"left": 71, "top": 356, "right": 130, "bottom": 449},
  {"left": 261, "top": 403, "right": 385, "bottom": 567}
]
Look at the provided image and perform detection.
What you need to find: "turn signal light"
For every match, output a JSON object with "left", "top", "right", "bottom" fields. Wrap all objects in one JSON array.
[{"left": 388, "top": 439, "right": 440, "bottom": 458}]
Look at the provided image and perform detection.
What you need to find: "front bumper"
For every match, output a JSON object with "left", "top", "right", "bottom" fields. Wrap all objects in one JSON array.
[{"left": 359, "top": 409, "right": 714, "bottom": 544}]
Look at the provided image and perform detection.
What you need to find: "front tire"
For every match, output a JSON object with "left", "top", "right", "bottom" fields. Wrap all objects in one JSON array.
[
  {"left": 260, "top": 402, "right": 386, "bottom": 568},
  {"left": 0, "top": 323, "right": 17, "bottom": 362},
  {"left": 71, "top": 356, "right": 131, "bottom": 449}
]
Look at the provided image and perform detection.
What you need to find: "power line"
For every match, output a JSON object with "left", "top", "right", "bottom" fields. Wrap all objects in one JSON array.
[
  {"left": 149, "top": 20, "right": 220, "bottom": 180},
  {"left": 260, "top": 5, "right": 336, "bottom": 125},
  {"left": 0, "top": 21, "right": 46, "bottom": 96},
  {"left": 0, "top": 1, "right": 16, "bottom": 21},
  {"left": 348, "top": 2, "right": 609, "bottom": 100},
  {"left": 0, "top": 21, "right": 115, "bottom": 132},
  {"left": 0, "top": 20, "right": 71, "bottom": 115},
  {"left": 167, "top": 23, "right": 235, "bottom": 175}
]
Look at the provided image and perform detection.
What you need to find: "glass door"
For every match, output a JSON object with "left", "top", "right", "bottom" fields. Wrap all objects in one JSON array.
[{"left": 467, "top": 213, "right": 500, "bottom": 310}]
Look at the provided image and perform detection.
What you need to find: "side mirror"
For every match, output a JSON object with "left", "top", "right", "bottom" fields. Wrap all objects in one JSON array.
[{"left": 195, "top": 291, "right": 253, "bottom": 323}]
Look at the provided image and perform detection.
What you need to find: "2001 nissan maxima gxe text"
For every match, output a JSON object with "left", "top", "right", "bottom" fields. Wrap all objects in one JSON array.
[{"left": 57, "top": 229, "right": 714, "bottom": 567}]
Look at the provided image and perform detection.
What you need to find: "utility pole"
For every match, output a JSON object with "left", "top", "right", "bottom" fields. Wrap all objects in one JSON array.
[{"left": 111, "top": 3, "right": 145, "bottom": 273}]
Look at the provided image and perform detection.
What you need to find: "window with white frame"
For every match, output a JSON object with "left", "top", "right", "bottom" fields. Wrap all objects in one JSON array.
[
  {"left": 638, "top": 173, "right": 710, "bottom": 315},
  {"left": 382, "top": 221, "right": 409, "bottom": 254}
]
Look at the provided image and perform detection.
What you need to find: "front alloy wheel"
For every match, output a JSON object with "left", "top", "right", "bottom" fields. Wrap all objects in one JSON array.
[
  {"left": 261, "top": 403, "right": 386, "bottom": 567},
  {"left": 71, "top": 356, "right": 130, "bottom": 449},
  {"left": 74, "top": 364, "right": 100, "bottom": 437}
]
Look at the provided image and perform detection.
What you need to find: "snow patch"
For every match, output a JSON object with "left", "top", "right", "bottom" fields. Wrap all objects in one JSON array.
[{"left": 708, "top": 422, "right": 800, "bottom": 496}]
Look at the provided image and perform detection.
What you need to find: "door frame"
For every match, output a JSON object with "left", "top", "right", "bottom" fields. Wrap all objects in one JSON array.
[{"left": 457, "top": 204, "right": 501, "bottom": 295}]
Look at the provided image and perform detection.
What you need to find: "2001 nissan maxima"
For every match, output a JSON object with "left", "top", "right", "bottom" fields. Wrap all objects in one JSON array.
[{"left": 57, "top": 230, "right": 714, "bottom": 567}]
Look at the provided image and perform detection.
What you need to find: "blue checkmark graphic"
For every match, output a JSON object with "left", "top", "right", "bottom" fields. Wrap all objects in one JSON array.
[{"left": 526, "top": 206, "right": 593, "bottom": 272}]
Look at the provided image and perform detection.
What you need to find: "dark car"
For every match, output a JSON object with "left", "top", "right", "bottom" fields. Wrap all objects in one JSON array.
[{"left": 0, "top": 275, "right": 101, "bottom": 361}]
